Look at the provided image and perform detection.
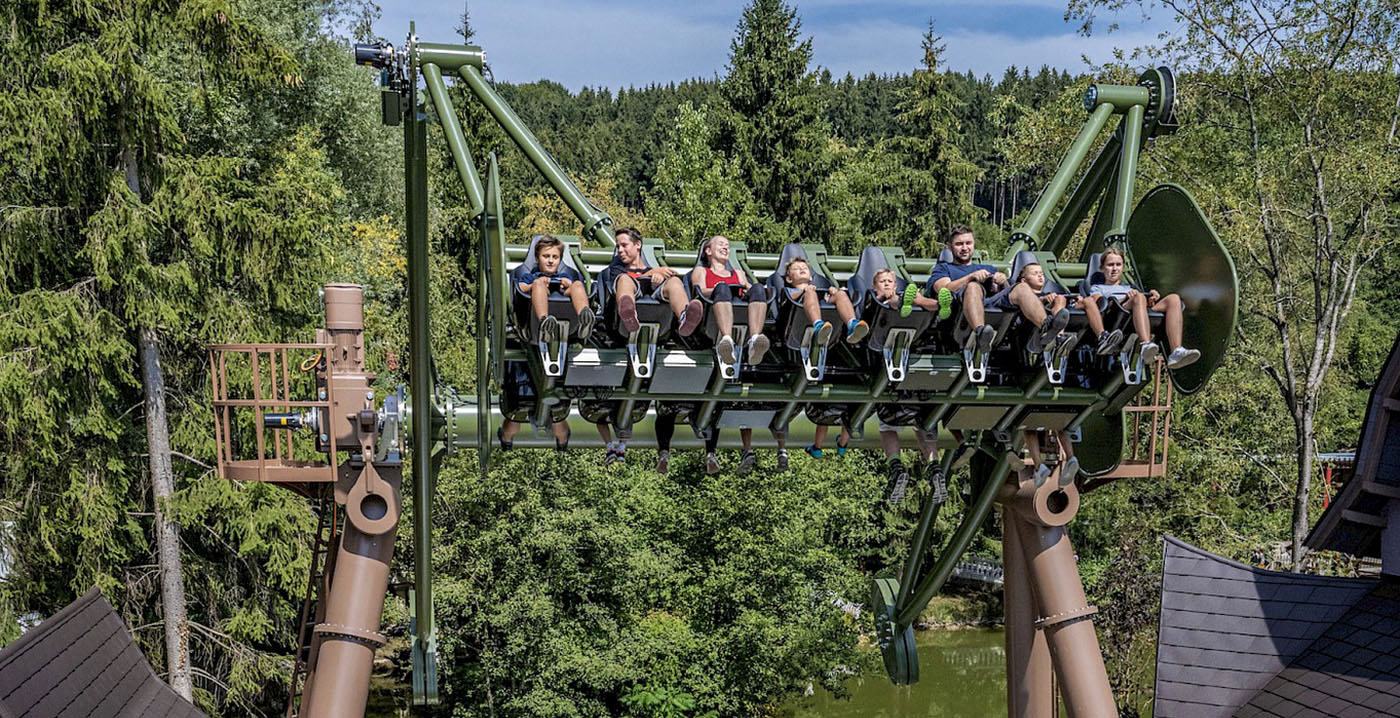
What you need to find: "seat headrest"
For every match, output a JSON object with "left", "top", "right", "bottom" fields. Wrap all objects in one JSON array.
[
  {"left": 938, "top": 247, "right": 954, "bottom": 263},
  {"left": 849, "top": 246, "right": 903, "bottom": 298},
  {"left": 519, "top": 234, "right": 584, "bottom": 276},
  {"left": 1008, "top": 250, "right": 1040, "bottom": 285}
]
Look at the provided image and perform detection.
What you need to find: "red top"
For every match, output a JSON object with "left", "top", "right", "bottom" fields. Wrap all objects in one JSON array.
[{"left": 700, "top": 267, "right": 743, "bottom": 289}]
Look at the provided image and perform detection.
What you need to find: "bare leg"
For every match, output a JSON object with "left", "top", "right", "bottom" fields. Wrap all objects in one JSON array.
[
  {"left": 880, "top": 429, "right": 900, "bottom": 459},
  {"left": 831, "top": 289, "right": 857, "bottom": 323},
  {"left": 1054, "top": 430, "right": 1075, "bottom": 462},
  {"left": 798, "top": 285, "right": 821, "bottom": 323},
  {"left": 551, "top": 420, "right": 570, "bottom": 446},
  {"left": 915, "top": 430, "right": 938, "bottom": 463},
  {"left": 661, "top": 276, "right": 690, "bottom": 318},
  {"left": 962, "top": 282, "right": 987, "bottom": 327},
  {"left": 566, "top": 281, "right": 590, "bottom": 314},
  {"left": 1009, "top": 283, "right": 1049, "bottom": 325},
  {"left": 530, "top": 276, "right": 552, "bottom": 319},
  {"left": 1129, "top": 292, "right": 1152, "bottom": 343},
  {"left": 1155, "top": 293, "right": 1185, "bottom": 350},
  {"left": 713, "top": 300, "right": 734, "bottom": 337},
  {"left": 1025, "top": 430, "right": 1043, "bottom": 468},
  {"left": 1078, "top": 296, "right": 1106, "bottom": 336},
  {"left": 596, "top": 422, "right": 612, "bottom": 445},
  {"left": 839, "top": 426, "right": 850, "bottom": 448},
  {"left": 912, "top": 294, "right": 939, "bottom": 311},
  {"left": 615, "top": 274, "right": 639, "bottom": 300},
  {"left": 747, "top": 296, "right": 767, "bottom": 335},
  {"left": 1047, "top": 294, "right": 1067, "bottom": 314},
  {"left": 773, "top": 429, "right": 787, "bottom": 450},
  {"left": 501, "top": 419, "right": 522, "bottom": 443},
  {"left": 812, "top": 424, "right": 829, "bottom": 450},
  {"left": 741, "top": 428, "right": 753, "bottom": 451}
]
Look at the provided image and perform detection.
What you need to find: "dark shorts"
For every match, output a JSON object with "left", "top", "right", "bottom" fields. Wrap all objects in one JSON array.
[
  {"left": 711, "top": 283, "right": 767, "bottom": 303},
  {"left": 925, "top": 280, "right": 995, "bottom": 304},
  {"left": 608, "top": 270, "right": 658, "bottom": 298}
]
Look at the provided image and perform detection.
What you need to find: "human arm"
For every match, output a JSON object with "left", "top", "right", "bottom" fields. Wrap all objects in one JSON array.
[
  {"left": 646, "top": 266, "right": 677, "bottom": 281},
  {"left": 692, "top": 268, "right": 715, "bottom": 298}
]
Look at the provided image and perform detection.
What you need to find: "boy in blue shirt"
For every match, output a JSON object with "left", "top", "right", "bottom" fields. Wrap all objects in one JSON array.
[{"left": 517, "top": 234, "right": 594, "bottom": 343}]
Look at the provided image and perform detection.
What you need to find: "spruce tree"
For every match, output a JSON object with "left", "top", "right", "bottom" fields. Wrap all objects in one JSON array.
[{"left": 717, "top": 0, "right": 830, "bottom": 246}]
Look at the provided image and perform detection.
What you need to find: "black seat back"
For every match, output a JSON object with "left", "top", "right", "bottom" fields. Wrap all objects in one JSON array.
[
  {"left": 1008, "top": 250, "right": 1070, "bottom": 294},
  {"left": 1079, "top": 253, "right": 1106, "bottom": 295},
  {"left": 513, "top": 234, "right": 587, "bottom": 287},
  {"left": 766, "top": 243, "right": 833, "bottom": 296}
]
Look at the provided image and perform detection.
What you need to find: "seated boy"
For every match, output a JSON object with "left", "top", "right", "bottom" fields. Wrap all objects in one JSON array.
[
  {"left": 606, "top": 226, "right": 702, "bottom": 337},
  {"left": 785, "top": 257, "right": 869, "bottom": 345},
  {"left": 871, "top": 268, "right": 949, "bottom": 319},
  {"left": 988, "top": 260, "right": 1076, "bottom": 356},
  {"left": 517, "top": 234, "right": 595, "bottom": 342}
]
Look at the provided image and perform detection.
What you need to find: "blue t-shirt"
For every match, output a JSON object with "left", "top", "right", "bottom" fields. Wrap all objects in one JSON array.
[
  {"left": 930, "top": 261, "right": 998, "bottom": 287},
  {"left": 518, "top": 264, "right": 582, "bottom": 287}
]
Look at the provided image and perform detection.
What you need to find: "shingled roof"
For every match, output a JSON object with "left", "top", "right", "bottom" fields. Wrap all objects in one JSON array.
[
  {"left": 0, "top": 587, "right": 205, "bottom": 718},
  {"left": 1155, "top": 536, "right": 1400, "bottom": 718},
  {"left": 1305, "top": 332, "right": 1400, "bottom": 559}
]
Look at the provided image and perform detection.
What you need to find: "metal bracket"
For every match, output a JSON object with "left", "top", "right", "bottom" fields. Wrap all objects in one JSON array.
[
  {"left": 1041, "top": 333, "right": 1074, "bottom": 385},
  {"left": 409, "top": 590, "right": 439, "bottom": 705},
  {"left": 718, "top": 326, "right": 747, "bottom": 380},
  {"left": 537, "top": 320, "right": 570, "bottom": 377},
  {"left": 1117, "top": 332, "right": 1144, "bottom": 385},
  {"left": 625, "top": 324, "right": 659, "bottom": 379},
  {"left": 883, "top": 328, "right": 914, "bottom": 384},
  {"left": 798, "top": 326, "right": 828, "bottom": 382},
  {"left": 962, "top": 345, "right": 989, "bottom": 384}
]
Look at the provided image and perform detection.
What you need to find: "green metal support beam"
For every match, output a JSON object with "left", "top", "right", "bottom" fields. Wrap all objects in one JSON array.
[
  {"left": 1010, "top": 101, "right": 1116, "bottom": 248},
  {"left": 421, "top": 62, "right": 485, "bottom": 219},
  {"left": 1106, "top": 103, "right": 1146, "bottom": 241}
]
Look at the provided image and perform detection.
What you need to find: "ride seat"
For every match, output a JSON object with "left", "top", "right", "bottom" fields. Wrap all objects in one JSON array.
[
  {"left": 592, "top": 239, "right": 677, "bottom": 380},
  {"left": 765, "top": 243, "right": 843, "bottom": 350},
  {"left": 510, "top": 235, "right": 592, "bottom": 377},
  {"left": 684, "top": 237, "right": 764, "bottom": 377},
  {"left": 848, "top": 246, "right": 934, "bottom": 384}
]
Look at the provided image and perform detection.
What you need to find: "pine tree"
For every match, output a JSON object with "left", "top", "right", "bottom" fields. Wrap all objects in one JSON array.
[{"left": 717, "top": 0, "right": 831, "bottom": 245}]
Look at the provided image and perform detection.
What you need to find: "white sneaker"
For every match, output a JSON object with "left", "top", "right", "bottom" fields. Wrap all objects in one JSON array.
[
  {"left": 1033, "top": 463, "right": 1053, "bottom": 486},
  {"left": 747, "top": 334, "right": 771, "bottom": 365},
  {"left": 1059, "top": 456, "right": 1080, "bottom": 487},
  {"left": 1167, "top": 346, "right": 1201, "bottom": 370},
  {"left": 1140, "top": 341, "right": 1161, "bottom": 365},
  {"left": 717, "top": 335, "right": 736, "bottom": 364}
]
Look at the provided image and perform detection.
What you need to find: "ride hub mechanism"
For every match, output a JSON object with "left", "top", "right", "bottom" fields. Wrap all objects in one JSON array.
[{"left": 209, "top": 27, "right": 1237, "bottom": 718}]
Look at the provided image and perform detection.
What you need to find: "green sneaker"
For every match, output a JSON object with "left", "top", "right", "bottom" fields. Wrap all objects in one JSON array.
[
  {"left": 900, "top": 284, "right": 918, "bottom": 317},
  {"left": 937, "top": 287, "right": 954, "bottom": 321}
]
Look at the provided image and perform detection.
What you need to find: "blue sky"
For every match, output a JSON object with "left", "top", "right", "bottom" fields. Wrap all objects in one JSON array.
[{"left": 372, "top": 1, "right": 1172, "bottom": 91}]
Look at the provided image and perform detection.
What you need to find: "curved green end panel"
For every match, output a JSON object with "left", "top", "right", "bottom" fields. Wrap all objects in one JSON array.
[
  {"left": 1076, "top": 410, "right": 1124, "bottom": 477},
  {"left": 1127, "top": 184, "right": 1239, "bottom": 395}
]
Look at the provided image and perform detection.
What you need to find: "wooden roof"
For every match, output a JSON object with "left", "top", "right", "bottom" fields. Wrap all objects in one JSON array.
[
  {"left": 1155, "top": 537, "right": 1400, "bottom": 718},
  {"left": 1306, "top": 332, "right": 1400, "bottom": 558},
  {"left": 0, "top": 588, "right": 204, "bottom": 718}
]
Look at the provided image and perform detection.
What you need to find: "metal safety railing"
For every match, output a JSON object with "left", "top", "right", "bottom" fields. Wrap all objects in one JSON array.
[
  {"left": 1112, "top": 356, "right": 1173, "bottom": 478},
  {"left": 209, "top": 342, "right": 338, "bottom": 489}
]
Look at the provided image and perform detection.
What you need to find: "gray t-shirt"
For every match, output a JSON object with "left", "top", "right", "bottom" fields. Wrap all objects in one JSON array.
[{"left": 1090, "top": 283, "right": 1134, "bottom": 300}]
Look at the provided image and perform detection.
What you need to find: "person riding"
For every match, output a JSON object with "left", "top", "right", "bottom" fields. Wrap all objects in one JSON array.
[
  {"left": 691, "top": 235, "right": 771, "bottom": 365},
  {"left": 871, "top": 267, "right": 946, "bottom": 319},
  {"left": 929, "top": 225, "right": 1006, "bottom": 354},
  {"left": 784, "top": 257, "right": 869, "bottom": 346},
  {"left": 1089, "top": 246, "right": 1200, "bottom": 369},
  {"left": 605, "top": 226, "right": 703, "bottom": 338},
  {"left": 988, "top": 259, "right": 1077, "bottom": 356},
  {"left": 516, "top": 234, "right": 595, "bottom": 344}
]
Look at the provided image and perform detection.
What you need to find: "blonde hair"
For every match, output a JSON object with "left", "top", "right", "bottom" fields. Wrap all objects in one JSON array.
[
  {"left": 873, "top": 268, "right": 897, "bottom": 284},
  {"left": 785, "top": 257, "right": 810, "bottom": 281},
  {"left": 1101, "top": 246, "right": 1127, "bottom": 264}
]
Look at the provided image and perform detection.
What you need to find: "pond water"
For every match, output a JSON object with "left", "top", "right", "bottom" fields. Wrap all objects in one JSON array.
[{"left": 783, "top": 629, "right": 1009, "bottom": 718}]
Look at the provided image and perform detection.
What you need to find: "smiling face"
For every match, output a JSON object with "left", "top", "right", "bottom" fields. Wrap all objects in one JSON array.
[
  {"left": 1021, "top": 263, "right": 1046, "bottom": 292},
  {"left": 786, "top": 259, "right": 812, "bottom": 286},
  {"left": 706, "top": 236, "right": 731, "bottom": 269},
  {"left": 1102, "top": 251, "right": 1125, "bottom": 284},
  {"left": 537, "top": 245, "right": 562, "bottom": 274},
  {"left": 949, "top": 231, "right": 976, "bottom": 264},
  {"left": 616, "top": 231, "right": 641, "bottom": 267}
]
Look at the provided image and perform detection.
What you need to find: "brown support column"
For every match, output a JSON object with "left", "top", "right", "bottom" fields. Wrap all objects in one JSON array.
[
  {"left": 1003, "top": 507, "right": 1054, "bottom": 718},
  {"left": 1010, "top": 516, "right": 1117, "bottom": 717}
]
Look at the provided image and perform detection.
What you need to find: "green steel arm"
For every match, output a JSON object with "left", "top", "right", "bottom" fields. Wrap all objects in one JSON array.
[
  {"left": 1010, "top": 101, "right": 1116, "bottom": 248},
  {"left": 1041, "top": 131, "right": 1121, "bottom": 256},
  {"left": 422, "top": 62, "right": 485, "bottom": 219},
  {"left": 455, "top": 65, "right": 616, "bottom": 248},
  {"left": 485, "top": 154, "right": 508, "bottom": 380},
  {"left": 1105, "top": 103, "right": 1145, "bottom": 241}
]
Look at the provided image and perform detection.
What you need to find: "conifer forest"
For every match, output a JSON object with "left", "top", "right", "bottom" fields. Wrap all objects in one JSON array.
[{"left": 1, "top": 0, "right": 1398, "bottom": 715}]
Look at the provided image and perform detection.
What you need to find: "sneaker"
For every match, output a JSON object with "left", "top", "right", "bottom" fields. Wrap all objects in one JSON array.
[
  {"left": 604, "top": 447, "right": 622, "bottom": 466},
  {"left": 1167, "top": 346, "right": 1201, "bottom": 370},
  {"left": 555, "top": 427, "right": 571, "bottom": 452},
  {"left": 705, "top": 452, "right": 721, "bottom": 475},
  {"left": 974, "top": 324, "right": 996, "bottom": 354},
  {"left": 717, "top": 334, "right": 736, "bottom": 364},
  {"left": 1029, "top": 309, "right": 1070, "bottom": 354},
  {"left": 813, "top": 320, "right": 834, "bottom": 346},
  {"left": 900, "top": 284, "right": 918, "bottom": 318},
  {"left": 1053, "top": 331, "right": 1078, "bottom": 359},
  {"left": 576, "top": 307, "right": 596, "bottom": 341},
  {"left": 1095, "top": 328, "right": 1124, "bottom": 356},
  {"left": 846, "top": 319, "right": 870, "bottom": 344},
  {"left": 656, "top": 450, "right": 670, "bottom": 474},
  {"left": 836, "top": 440, "right": 848, "bottom": 457},
  {"left": 1033, "top": 462, "right": 1053, "bottom": 486},
  {"left": 1140, "top": 341, "right": 1161, "bottom": 366},
  {"left": 618, "top": 293, "right": 640, "bottom": 334},
  {"left": 539, "top": 314, "right": 560, "bottom": 344},
  {"left": 937, "top": 287, "right": 954, "bottom": 321},
  {"left": 776, "top": 449, "right": 789, "bottom": 472},
  {"left": 678, "top": 299, "right": 704, "bottom": 337},
  {"left": 496, "top": 426, "right": 513, "bottom": 452},
  {"left": 747, "top": 333, "right": 771, "bottom": 365},
  {"left": 1059, "top": 456, "right": 1080, "bottom": 487},
  {"left": 926, "top": 466, "right": 948, "bottom": 505},
  {"left": 738, "top": 450, "right": 757, "bottom": 475},
  {"left": 805, "top": 445, "right": 823, "bottom": 459},
  {"left": 887, "top": 461, "right": 911, "bottom": 505}
]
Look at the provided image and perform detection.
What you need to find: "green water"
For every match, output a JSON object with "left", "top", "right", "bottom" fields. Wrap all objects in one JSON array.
[{"left": 784, "top": 629, "right": 1008, "bottom": 718}]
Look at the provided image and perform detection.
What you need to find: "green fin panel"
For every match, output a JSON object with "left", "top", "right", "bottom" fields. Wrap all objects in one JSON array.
[
  {"left": 1126, "top": 183, "right": 1238, "bottom": 394},
  {"left": 1077, "top": 410, "right": 1124, "bottom": 477}
]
